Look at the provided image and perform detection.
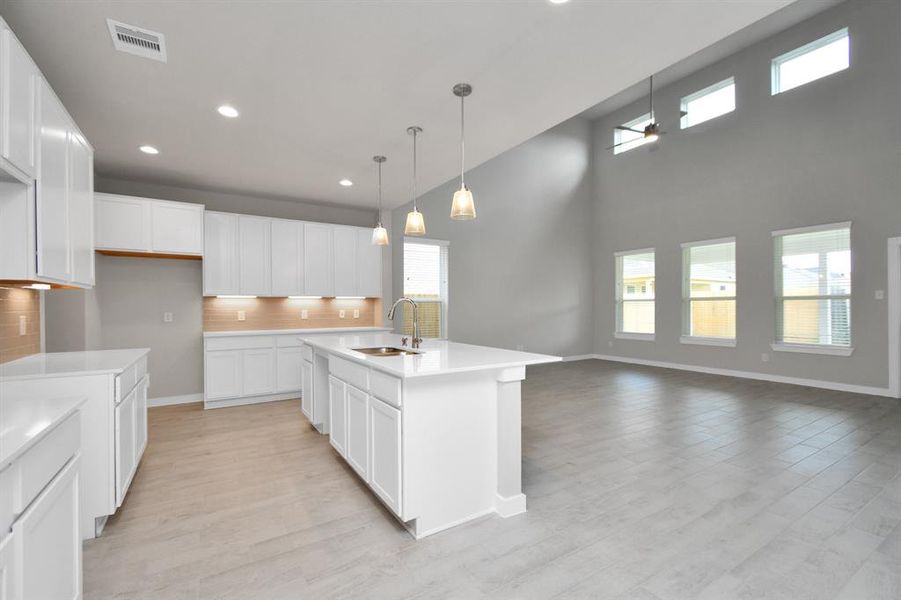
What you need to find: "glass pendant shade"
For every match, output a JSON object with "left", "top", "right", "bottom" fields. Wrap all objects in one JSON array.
[
  {"left": 450, "top": 185, "right": 476, "bottom": 220},
  {"left": 371, "top": 224, "right": 389, "bottom": 246},
  {"left": 404, "top": 208, "right": 426, "bottom": 236}
]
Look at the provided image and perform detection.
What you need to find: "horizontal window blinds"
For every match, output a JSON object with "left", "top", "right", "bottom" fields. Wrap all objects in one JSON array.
[
  {"left": 616, "top": 251, "right": 655, "bottom": 334},
  {"left": 684, "top": 240, "right": 736, "bottom": 339}
]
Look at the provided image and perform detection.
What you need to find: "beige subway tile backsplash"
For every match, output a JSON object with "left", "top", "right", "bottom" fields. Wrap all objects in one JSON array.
[
  {"left": 203, "top": 297, "right": 383, "bottom": 332},
  {"left": 0, "top": 287, "right": 41, "bottom": 363}
]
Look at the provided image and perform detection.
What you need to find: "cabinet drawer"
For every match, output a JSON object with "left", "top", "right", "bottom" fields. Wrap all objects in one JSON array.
[
  {"left": 276, "top": 335, "right": 302, "bottom": 348},
  {"left": 115, "top": 355, "right": 148, "bottom": 403},
  {"left": 329, "top": 356, "right": 368, "bottom": 392},
  {"left": 13, "top": 411, "right": 80, "bottom": 515},
  {"left": 205, "top": 335, "right": 274, "bottom": 351},
  {"left": 370, "top": 370, "right": 401, "bottom": 408}
]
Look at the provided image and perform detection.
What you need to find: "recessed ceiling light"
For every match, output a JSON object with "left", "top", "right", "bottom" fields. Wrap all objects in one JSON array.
[
  {"left": 139, "top": 145, "right": 159, "bottom": 155},
  {"left": 217, "top": 105, "right": 239, "bottom": 118},
  {"left": 339, "top": 179, "right": 353, "bottom": 187},
  {"left": 548, "top": 0, "right": 570, "bottom": 4}
]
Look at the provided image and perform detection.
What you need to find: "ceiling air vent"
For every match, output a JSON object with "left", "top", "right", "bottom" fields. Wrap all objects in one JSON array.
[{"left": 106, "top": 19, "right": 167, "bottom": 63}]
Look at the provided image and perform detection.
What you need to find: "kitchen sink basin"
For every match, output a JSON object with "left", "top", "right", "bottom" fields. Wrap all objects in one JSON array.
[{"left": 352, "top": 346, "right": 422, "bottom": 357}]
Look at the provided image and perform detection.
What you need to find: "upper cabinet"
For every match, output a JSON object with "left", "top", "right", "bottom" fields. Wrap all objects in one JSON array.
[
  {"left": 203, "top": 213, "right": 382, "bottom": 298},
  {"left": 95, "top": 193, "right": 204, "bottom": 257},
  {"left": 0, "top": 17, "right": 95, "bottom": 288}
]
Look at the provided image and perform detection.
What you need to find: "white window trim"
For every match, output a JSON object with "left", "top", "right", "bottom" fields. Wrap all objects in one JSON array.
[
  {"left": 615, "top": 332, "right": 655, "bottom": 342},
  {"left": 681, "top": 236, "right": 736, "bottom": 249},
  {"left": 404, "top": 236, "right": 449, "bottom": 247},
  {"left": 771, "top": 221, "right": 852, "bottom": 237},
  {"left": 679, "top": 77, "right": 735, "bottom": 129},
  {"left": 403, "top": 237, "right": 450, "bottom": 339},
  {"left": 680, "top": 336, "right": 737, "bottom": 348},
  {"left": 771, "top": 342, "right": 854, "bottom": 357},
  {"left": 771, "top": 27, "right": 849, "bottom": 95},
  {"left": 615, "top": 247, "right": 655, "bottom": 257}
]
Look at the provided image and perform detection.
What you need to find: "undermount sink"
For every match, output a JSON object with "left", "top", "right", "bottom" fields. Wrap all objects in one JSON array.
[{"left": 353, "top": 346, "right": 422, "bottom": 357}]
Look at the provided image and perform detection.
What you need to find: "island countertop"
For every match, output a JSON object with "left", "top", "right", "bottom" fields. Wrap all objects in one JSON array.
[
  {"left": 0, "top": 348, "right": 150, "bottom": 381},
  {"left": 299, "top": 332, "right": 560, "bottom": 379},
  {"left": 0, "top": 394, "right": 86, "bottom": 467}
]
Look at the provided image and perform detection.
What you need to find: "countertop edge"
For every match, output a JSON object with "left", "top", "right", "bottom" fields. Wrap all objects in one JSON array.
[
  {"left": 0, "top": 396, "right": 87, "bottom": 468},
  {"left": 0, "top": 348, "right": 150, "bottom": 382}
]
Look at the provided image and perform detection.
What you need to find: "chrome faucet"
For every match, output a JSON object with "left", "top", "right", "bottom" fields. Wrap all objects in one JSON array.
[{"left": 388, "top": 297, "right": 422, "bottom": 349}]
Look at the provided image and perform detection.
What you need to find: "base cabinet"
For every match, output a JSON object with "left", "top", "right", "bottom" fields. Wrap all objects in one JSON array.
[
  {"left": 369, "top": 397, "right": 402, "bottom": 516},
  {"left": 276, "top": 347, "right": 302, "bottom": 393},
  {"left": 328, "top": 376, "right": 347, "bottom": 456},
  {"left": 300, "top": 358, "right": 313, "bottom": 419},
  {"left": 203, "top": 334, "right": 303, "bottom": 407},
  {"left": 114, "top": 387, "right": 136, "bottom": 508},
  {"left": 0, "top": 533, "right": 15, "bottom": 600},
  {"left": 345, "top": 385, "right": 369, "bottom": 479}
]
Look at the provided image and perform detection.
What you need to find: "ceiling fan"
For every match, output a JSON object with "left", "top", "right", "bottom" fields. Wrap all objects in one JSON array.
[{"left": 608, "top": 75, "right": 665, "bottom": 151}]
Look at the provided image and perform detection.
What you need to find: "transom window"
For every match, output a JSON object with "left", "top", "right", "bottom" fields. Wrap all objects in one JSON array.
[
  {"left": 772, "top": 28, "right": 849, "bottom": 95},
  {"left": 680, "top": 77, "right": 735, "bottom": 129},
  {"left": 774, "top": 224, "right": 851, "bottom": 349},
  {"left": 613, "top": 113, "right": 653, "bottom": 155},
  {"left": 615, "top": 249, "right": 655, "bottom": 336},
  {"left": 682, "top": 238, "right": 736, "bottom": 342}
]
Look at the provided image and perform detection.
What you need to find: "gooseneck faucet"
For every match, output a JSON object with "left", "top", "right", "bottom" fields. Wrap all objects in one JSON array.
[{"left": 388, "top": 297, "right": 422, "bottom": 349}]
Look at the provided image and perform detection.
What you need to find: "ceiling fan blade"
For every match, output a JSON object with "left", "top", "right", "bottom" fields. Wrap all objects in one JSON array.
[{"left": 614, "top": 125, "right": 645, "bottom": 134}]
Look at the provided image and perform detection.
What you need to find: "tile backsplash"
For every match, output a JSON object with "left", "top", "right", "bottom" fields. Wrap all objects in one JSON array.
[
  {"left": 203, "top": 296, "right": 383, "bottom": 332},
  {"left": 0, "top": 287, "right": 41, "bottom": 363}
]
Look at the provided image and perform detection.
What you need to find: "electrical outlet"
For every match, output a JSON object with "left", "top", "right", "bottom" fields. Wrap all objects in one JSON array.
[
  {"left": 18, "top": 315, "right": 26, "bottom": 336},
  {"left": 353, "top": 309, "right": 359, "bottom": 319},
  {"left": 301, "top": 309, "right": 309, "bottom": 319},
  {"left": 761, "top": 352, "right": 770, "bottom": 363},
  {"left": 875, "top": 290, "right": 885, "bottom": 300},
  {"left": 237, "top": 310, "right": 246, "bottom": 321},
  {"left": 163, "top": 312, "right": 173, "bottom": 323},
  {"left": 608, "top": 340, "right": 613, "bottom": 348},
  {"left": 339, "top": 310, "right": 346, "bottom": 319}
]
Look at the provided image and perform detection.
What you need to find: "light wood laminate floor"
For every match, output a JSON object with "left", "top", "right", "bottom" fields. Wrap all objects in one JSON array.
[{"left": 84, "top": 360, "right": 901, "bottom": 599}]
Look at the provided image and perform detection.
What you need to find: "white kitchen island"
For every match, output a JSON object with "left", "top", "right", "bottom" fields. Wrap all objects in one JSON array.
[{"left": 300, "top": 332, "right": 560, "bottom": 539}]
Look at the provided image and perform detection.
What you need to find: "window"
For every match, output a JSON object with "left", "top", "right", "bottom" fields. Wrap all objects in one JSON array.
[
  {"left": 682, "top": 238, "right": 736, "bottom": 345},
  {"left": 774, "top": 223, "right": 851, "bottom": 353},
  {"left": 615, "top": 249, "right": 655, "bottom": 337},
  {"left": 613, "top": 113, "right": 653, "bottom": 155},
  {"left": 772, "top": 28, "right": 849, "bottom": 95},
  {"left": 680, "top": 77, "right": 735, "bottom": 129},
  {"left": 403, "top": 238, "right": 448, "bottom": 338}
]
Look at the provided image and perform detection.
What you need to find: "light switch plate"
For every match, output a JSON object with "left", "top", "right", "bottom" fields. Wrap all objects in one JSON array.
[
  {"left": 18, "top": 315, "right": 26, "bottom": 336},
  {"left": 353, "top": 309, "right": 359, "bottom": 318},
  {"left": 301, "top": 309, "right": 309, "bottom": 319},
  {"left": 237, "top": 310, "right": 246, "bottom": 321},
  {"left": 761, "top": 353, "right": 770, "bottom": 363},
  {"left": 163, "top": 312, "right": 173, "bottom": 323},
  {"left": 339, "top": 310, "right": 346, "bottom": 318}
]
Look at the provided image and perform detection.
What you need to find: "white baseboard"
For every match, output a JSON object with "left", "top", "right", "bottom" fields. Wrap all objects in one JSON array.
[
  {"left": 148, "top": 393, "right": 202, "bottom": 407},
  {"left": 204, "top": 391, "right": 301, "bottom": 410},
  {"left": 570, "top": 354, "right": 895, "bottom": 398}
]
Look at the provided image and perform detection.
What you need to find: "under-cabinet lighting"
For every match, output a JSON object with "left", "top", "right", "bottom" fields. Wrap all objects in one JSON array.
[
  {"left": 216, "top": 295, "right": 256, "bottom": 299},
  {"left": 24, "top": 283, "right": 51, "bottom": 290},
  {"left": 288, "top": 296, "right": 322, "bottom": 299},
  {"left": 335, "top": 296, "right": 365, "bottom": 299}
]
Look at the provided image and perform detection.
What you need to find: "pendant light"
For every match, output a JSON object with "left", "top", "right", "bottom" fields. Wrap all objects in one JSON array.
[
  {"left": 404, "top": 125, "right": 426, "bottom": 236},
  {"left": 371, "top": 155, "right": 389, "bottom": 246},
  {"left": 450, "top": 83, "right": 476, "bottom": 220}
]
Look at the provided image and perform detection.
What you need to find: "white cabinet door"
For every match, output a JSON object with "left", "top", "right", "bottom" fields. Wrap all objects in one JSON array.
[
  {"left": 303, "top": 223, "right": 333, "bottom": 296},
  {"left": 12, "top": 457, "right": 81, "bottom": 600},
  {"left": 94, "top": 193, "right": 149, "bottom": 251},
  {"left": 0, "top": 532, "right": 16, "bottom": 600},
  {"left": 301, "top": 359, "right": 313, "bottom": 420},
  {"left": 114, "top": 388, "right": 137, "bottom": 507},
  {"left": 151, "top": 201, "right": 203, "bottom": 255},
  {"left": 356, "top": 228, "right": 382, "bottom": 298},
  {"left": 67, "top": 130, "right": 93, "bottom": 286},
  {"left": 242, "top": 348, "right": 275, "bottom": 396},
  {"left": 345, "top": 385, "right": 369, "bottom": 479},
  {"left": 135, "top": 375, "right": 148, "bottom": 459},
  {"left": 276, "top": 346, "right": 302, "bottom": 392},
  {"left": 1, "top": 28, "right": 37, "bottom": 177},
  {"left": 205, "top": 349, "right": 243, "bottom": 399},
  {"left": 36, "top": 80, "right": 70, "bottom": 282},
  {"left": 203, "top": 212, "right": 238, "bottom": 295},
  {"left": 270, "top": 219, "right": 304, "bottom": 296},
  {"left": 328, "top": 376, "right": 346, "bottom": 456},
  {"left": 369, "top": 396, "right": 402, "bottom": 516},
  {"left": 238, "top": 215, "right": 271, "bottom": 296},
  {"left": 333, "top": 226, "right": 357, "bottom": 297}
]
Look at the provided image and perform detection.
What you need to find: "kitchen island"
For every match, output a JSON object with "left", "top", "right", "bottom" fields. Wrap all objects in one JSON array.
[{"left": 299, "top": 332, "right": 560, "bottom": 538}]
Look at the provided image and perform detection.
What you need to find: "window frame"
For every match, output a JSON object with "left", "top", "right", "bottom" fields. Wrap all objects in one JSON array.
[
  {"left": 612, "top": 113, "right": 653, "bottom": 155},
  {"left": 771, "top": 222, "right": 853, "bottom": 356},
  {"left": 679, "top": 77, "right": 736, "bottom": 130},
  {"left": 771, "top": 27, "right": 849, "bottom": 95},
  {"left": 680, "top": 236, "right": 737, "bottom": 347},
  {"left": 615, "top": 247, "right": 656, "bottom": 341},
  {"left": 403, "top": 236, "right": 449, "bottom": 339}
]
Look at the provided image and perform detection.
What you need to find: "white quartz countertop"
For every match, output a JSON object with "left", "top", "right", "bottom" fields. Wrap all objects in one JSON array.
[
  {"left": 0, "top": 395, "right": 85, "bottom": 467},
  {"left": 0, "top": 348, "right": 150, "bottom": 381},
  {"left": 203, "top": 327, "right": 392, "bottom": 338},
  {"left": 300, "top": 333, "right": 560, "bottom": 379}
]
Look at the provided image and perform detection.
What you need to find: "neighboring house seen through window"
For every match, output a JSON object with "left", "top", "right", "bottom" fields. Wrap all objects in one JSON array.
[
  {"left": 682, "top": 238, "right": 736, "bottom": 343},
  {"left": 616, "top": 249, "right": 655, "bottom": 337},
  {"left": 403, "top": 239, "right": 448, "bottom": 338}
]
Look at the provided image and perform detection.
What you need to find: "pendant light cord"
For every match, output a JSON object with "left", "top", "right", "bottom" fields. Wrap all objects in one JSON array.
[
  {"left": 460, "top": 94, "right": 465, "bottom": 188},
  {"left": 649, "top": 74, "right": 654, "bottom": 123},
  {"left": 412, "top": 129, "right": 418, "bottom": 211},
  {"left": 377, "top": 160, "right": 383, "bottom": 225}
]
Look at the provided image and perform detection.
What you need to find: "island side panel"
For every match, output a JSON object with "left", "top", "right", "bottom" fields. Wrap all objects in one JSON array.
[{"left": 496, "top": 366, "right": 527, "bottom": 516}]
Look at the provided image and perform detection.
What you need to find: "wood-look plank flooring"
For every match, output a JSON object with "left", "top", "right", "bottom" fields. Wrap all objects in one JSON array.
[{"left": 84, "top": 360, "right": 901, "bottom": 599}]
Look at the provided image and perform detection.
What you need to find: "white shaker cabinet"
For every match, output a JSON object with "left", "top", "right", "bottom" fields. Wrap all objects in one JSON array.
[
  {"left": 369, "top": 396, "right": 402, "bottom": 516},
  {"left": 95, "top": 193, "right": 203, "bottom": 257},
  {"left": 356, "top": 228, "right": 382, "bottom": 298},
  {"left": 203, "top": 211, "right": 239, "bottom": 295},
  {"left": 36, "top": 80, "right": 70, "bottom": 283},
  {"left": 1, "top": 26, "right": 38, "bottom": 178},
  {"left": 67, "top": 130, "right": 94, "bottom": 286},
  {"left": 94, "top": 194, "right": 149, "bottom": 251},
  {"left": 238, "top": 215, "right": 271, "bottom": 295},
  {"left": 328, "top": 375, "right": 347, "bottom": 456},
  {"left": 270, "top": 218, "right": 304, "bottom": 296},
  {"left": 242, "top": 347, "right": 275, "bottom": 396},
  {"left": 149, "top": 200, "right": 203, "bottom": 255},
  {"left": 332, "top": 226, "right": 357, "bottom": 297},
  {"left": 345, "top": 384, "right": 369, "bottom": 479},
  {"left": 301, "top": 357, "right": 313, "bottom": 420},
  {"left": 303, "top": 222, "right": 333, "bottom": 296},
  {"left": 0, "top": 533, "right": 14, "bottom": 600},
  {"left": 204, "top": 350, "right": 243, "bottom": 400},
  {"left": 276, "top": 346, "right": 303, "bottom": 393}
]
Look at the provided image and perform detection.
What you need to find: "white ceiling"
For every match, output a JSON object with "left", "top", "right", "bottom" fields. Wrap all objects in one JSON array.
[{"left": 2, "top": 0, "right": 797, "bottom": 210}]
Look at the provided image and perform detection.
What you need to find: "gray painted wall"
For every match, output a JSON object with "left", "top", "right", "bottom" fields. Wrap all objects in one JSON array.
[
  {"left": 391, "top": 117, "right": 596, "bottom": 357},
  {"left": 45, "top": 179, "right": 384, "bottom": 398},
  {"left": 592, "top": 0, "right": 901, "bottom": 389}
]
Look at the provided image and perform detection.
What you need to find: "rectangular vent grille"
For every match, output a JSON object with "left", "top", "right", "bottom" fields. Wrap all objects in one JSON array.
[{"left": 106, "top": 19, "right": 167, "bottom": 63}]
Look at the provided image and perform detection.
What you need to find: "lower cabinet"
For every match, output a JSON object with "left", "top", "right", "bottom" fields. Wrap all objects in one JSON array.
[
  {"left": 204, "top": 334, "right": 304, "bottom": 407},
  {"left": 345, "top": 384, "right": 369, "bottom": 479},
  {"left": 276, "top": 347, "right": 303, "bottom": 393},
  {"left": 242, "top": 348, "right": 275, "bottom": 396},
  {"left": 205, "top": 350, "right": 243, "bottom": 400},
  {"left": 300, "top": 358, "right": 313, "bottom": 419},
  {"left": 369, "top": 397, "right": 402, "bottom": 516},
  {"left": 328, "top": 376, "right": 347, "bottom": 456},
  {"left": 0, "top": 533, "right": 15, "bottom": 600},
  {"left": 114, "top": 375, "right": 149, "bottom": 508}
]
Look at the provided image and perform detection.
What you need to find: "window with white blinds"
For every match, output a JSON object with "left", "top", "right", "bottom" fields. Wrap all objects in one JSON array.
[
  {"left": 403, "top": 239, "right": 448, "bottom": 338},
  {"left": 682, "top": 238, "right": 736, "bottom": 342},
  {"left": 774, "top": 224, "right": 851, "bottom": 348},
  {"left": 616, "top": 249, "right": 655, "bottom": 336}
]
